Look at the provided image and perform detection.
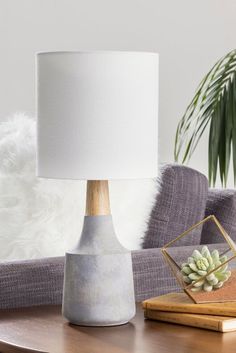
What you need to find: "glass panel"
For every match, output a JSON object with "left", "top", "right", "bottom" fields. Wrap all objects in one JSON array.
[{"left": 162, "top": 215, "right": 236, "bottom": 303}]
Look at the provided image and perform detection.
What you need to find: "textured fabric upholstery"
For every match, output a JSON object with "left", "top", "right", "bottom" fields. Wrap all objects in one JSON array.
[
  {"left": 201, "top": 189, "right": 236, "bottom": 244},
  {"left": 0, "top": 257, "right": 64, "bottom": 309},
  {"left": 132, "top": 248, "right": 181, "bottom": 301},
  {"left": 0, "top": 243, "right": 229, "bottom": 308},
  {"left": 0, "top": 251, "right": 183, "bottom": 308},
  {"left": 143, "top": 164, "right": 208, "bottom": 249}
]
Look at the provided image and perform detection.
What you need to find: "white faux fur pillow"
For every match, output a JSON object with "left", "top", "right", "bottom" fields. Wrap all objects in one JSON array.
[{"left": 0, "top": 114, "right": 156, "bottom": 260}]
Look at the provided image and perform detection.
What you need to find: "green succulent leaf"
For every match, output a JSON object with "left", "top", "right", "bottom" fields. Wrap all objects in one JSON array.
[
  {"left": 189, "top": 273, "right": 201, "bottom": 281},
  {"left": 220, "top": 255, "right": 228, "bottom": 263},
  {"left": 204, "top": 282, "right": 213, "bottom": 292},
  {"left": 182, "top": 266, "right": 192, "bottom": 275},
  {"left": 215, "top": 272, "right": 228, "bottom": 282},
  {"left": 206, "top": 273, "right": 216, "bottom": 281},
  {"left": 192, "top": 250, "right": 202, "bottom": 260},
  {"left": 189, "top": 263, "right": 199, "bottom": 272},
  {"left": 201, "top": 246, "right": 211, "bottom": 258},
  {"left": 183, "top": 275, "right": 192, "bottom": 284},
  {"left": 208, "top": 276, "right": 218, "bottom": 286},
  {"left": 188, "top": 257, "right": 195, "bottom": 264},
  {"left": 191, "top": 287, "right": 203, "bottom": 292},
  {"left": 211, "top": 250, "right": 220, "bottom": 262},
  {"left": 197, "top": 270, "right": 207, "bottom": 276},
  {"left": 207, "top": 256, "right": 214, "bottom": 267},
  {"left": 193, "top": 279, "right": 205, "bottom": 288},
  {"left": 208, "top": 264, "right": 215, "bottom": 272},
  {"left": 214, "top": 281, "right": 223, "bottom": 289}
]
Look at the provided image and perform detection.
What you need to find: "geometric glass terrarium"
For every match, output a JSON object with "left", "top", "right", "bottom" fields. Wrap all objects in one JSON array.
[{"left": 161, "top": 215, "right": 236, "bottom": 303}]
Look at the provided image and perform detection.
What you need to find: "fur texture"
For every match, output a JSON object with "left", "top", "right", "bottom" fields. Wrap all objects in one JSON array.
[{"left": 0, "top": 114, "right": 156, "bottom": 260}]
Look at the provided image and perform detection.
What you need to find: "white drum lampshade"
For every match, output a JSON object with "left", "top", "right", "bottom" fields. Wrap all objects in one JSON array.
[
  {"left": 37, "top": 51, "right": 158, "bottom": 180},
  {"left": 36, "top": 51, "right": 159, "bottom": 327}
]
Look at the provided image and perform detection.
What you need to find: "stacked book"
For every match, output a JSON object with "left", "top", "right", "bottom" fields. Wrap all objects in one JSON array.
[{"left": 142, "top": 292, "right": 236, "bottom": 332}]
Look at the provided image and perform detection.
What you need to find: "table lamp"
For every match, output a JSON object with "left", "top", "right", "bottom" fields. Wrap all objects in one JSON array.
[{"left": 36, "top": 51, "right": 158, "bottom": 326}]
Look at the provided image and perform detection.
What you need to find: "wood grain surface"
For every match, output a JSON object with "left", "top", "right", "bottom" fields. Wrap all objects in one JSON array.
[
  {"left": 86, "top": 180, "right": 111, "bottom": 216},
  {"left": 0, "top": 304, "right": 236, "bottom": 353}
]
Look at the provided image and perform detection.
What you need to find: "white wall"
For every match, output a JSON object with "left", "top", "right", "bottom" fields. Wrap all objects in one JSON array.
[{"left": 0, "top": 0, "right": 236, "bottom": 258}]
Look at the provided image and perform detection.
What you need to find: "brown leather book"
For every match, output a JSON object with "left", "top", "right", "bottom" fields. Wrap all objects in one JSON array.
[
  {"left": 142, "top": 292, "right": 236, "bottom": 316},
  {"left": 144, "top": 309, "right": 236, "bottom": 332}
]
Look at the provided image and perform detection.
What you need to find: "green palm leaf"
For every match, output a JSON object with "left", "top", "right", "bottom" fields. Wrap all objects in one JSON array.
[{"left": 174, "top": 49, "right": 236, "bottom": 186}]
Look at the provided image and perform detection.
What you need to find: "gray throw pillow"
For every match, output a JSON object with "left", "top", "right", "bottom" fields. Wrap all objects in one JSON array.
[
  {"left": 143, "top": 164, "right": 208, "bottom": 249},
  {"left": 201, "top": 189, "right": 236, "bottom": 244}
]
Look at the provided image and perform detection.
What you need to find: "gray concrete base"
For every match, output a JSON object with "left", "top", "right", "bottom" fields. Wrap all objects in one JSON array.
[{"left": 62, "top": 215, "right": 136, "bottom": 326}]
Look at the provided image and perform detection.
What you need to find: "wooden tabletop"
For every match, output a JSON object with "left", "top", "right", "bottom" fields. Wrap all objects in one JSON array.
[{"left": 0, "top": 304, "right": 236, "bottom": 353}]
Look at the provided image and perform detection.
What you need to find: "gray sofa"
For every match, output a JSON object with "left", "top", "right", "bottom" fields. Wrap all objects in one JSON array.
[{"left": 1, "top": 164, "right": 236, "bottom": 309}]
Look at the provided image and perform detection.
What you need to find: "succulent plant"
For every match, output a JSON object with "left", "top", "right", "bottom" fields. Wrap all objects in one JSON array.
[{"left": 181, "top": 246, "right": 231, "bottom": 292}]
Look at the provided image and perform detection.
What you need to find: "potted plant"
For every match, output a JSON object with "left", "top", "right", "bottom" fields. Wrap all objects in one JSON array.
[{"left": 175, "top": 49, "right": 236, "bottom": 186}]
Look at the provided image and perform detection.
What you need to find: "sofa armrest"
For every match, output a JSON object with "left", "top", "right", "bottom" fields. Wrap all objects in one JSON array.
[{"left": 143, "top": 164, "right": 208, "bottom": 249}]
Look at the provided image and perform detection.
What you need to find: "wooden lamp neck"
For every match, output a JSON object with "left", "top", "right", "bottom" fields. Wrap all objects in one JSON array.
[{"left": 86, "top": 180, "right": 111, "bottom": 216}]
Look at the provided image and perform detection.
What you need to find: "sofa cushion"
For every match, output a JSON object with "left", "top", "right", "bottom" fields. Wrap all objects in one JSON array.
[
  {"left": 0, "top": 257, "right": 64, "bottom": 309},
  {"left": 143, "top": 164, "right": 208, "bottom": 249},
  {"left": 0, "top": 244, "right": 228, "bottom": 308},
  {"left": 201, "top": 189, "right": 236, "bottom": 244}
]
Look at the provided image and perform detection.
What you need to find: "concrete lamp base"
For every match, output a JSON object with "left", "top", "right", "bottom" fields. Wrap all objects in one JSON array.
[{"left": 62, "top": 181, "right": 136, "bottom": 326}]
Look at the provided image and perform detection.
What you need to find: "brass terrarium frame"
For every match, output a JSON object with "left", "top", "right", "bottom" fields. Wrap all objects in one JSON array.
[{"left": 161, "top": 215, "right": 236, "bottom": 303}]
